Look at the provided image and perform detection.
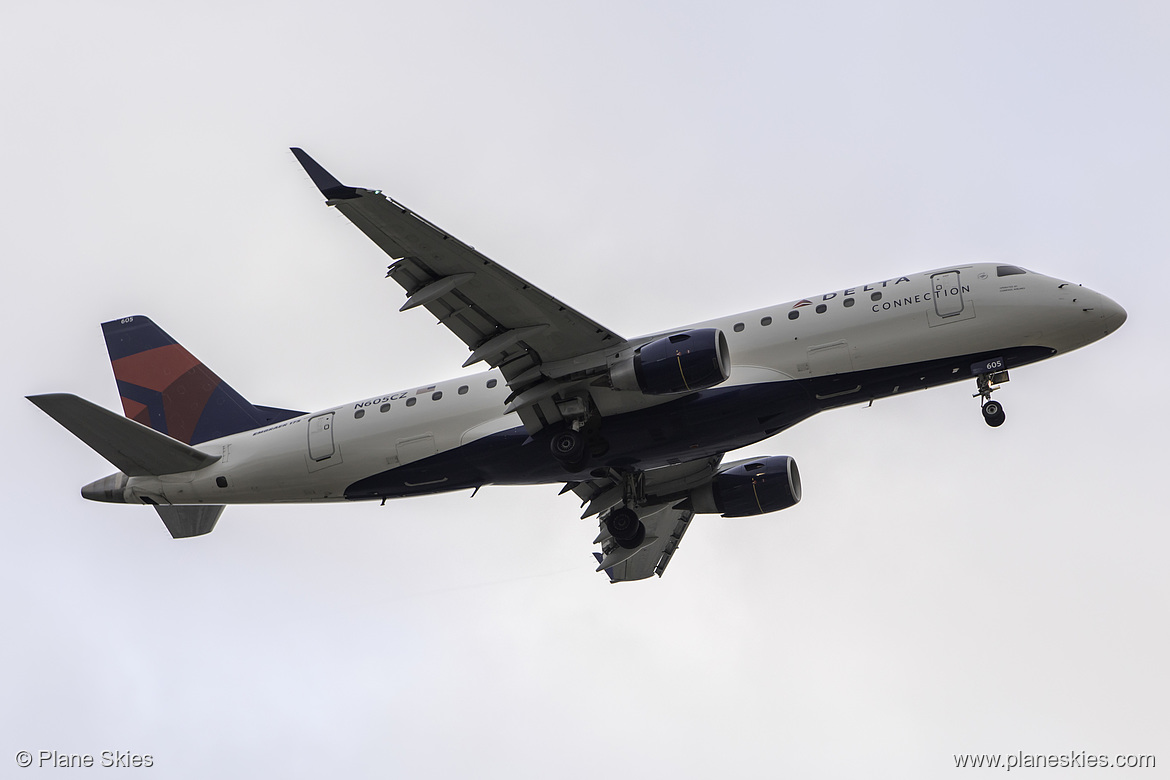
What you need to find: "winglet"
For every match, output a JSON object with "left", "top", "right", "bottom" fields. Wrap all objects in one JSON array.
[{"left": 290, "top": 148, "right": 360, "bottom": 200}]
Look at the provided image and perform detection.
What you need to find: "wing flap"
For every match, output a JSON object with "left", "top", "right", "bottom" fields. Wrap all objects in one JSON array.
[{"left": 400, "top": 272, "right": 476, "bottom": 312}]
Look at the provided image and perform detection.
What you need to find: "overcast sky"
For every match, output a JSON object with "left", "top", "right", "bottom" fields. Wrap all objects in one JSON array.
[{"left": 3, "top": 2, "right": 1167, "bottom": 777}]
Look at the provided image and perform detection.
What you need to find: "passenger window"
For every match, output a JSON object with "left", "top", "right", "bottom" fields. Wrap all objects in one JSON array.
[
  {"left": 843, "top": 298, "right": 855, "bottom": 308},
  {"left": 761, "top": 316, "right": 772, "bottom": 326},
  {"left": 406, "top": 397, "right": 417, "bottom": 407},
  {"left": 486, "top": 379, "right": 497, "bottom": 389},
  {"left": 458, "top": 385, "right": 468, "bottom": 395},
  {"left": 733, "top": 322, "right": 745, "bottom": 332},
  {"left": 815, "top": 304, "right": 827, "bottom": 314},
  {"left": 354, "top": 409, "right": 365, "bottom": 419},
  {"left": 788, "top": 310, "right": 799, "bottom": 320},
  {"left": 380, "top": 403, "right": 391, "bottom": 413},
  {"left": 432, "top": 391, "right": 443, "bottom": 401},
  {"left": 871, "top": 292, "right": 882, "bottom": 301},
  {"left": 997, "top": 265, "right": 1027, "bottom": 277}
]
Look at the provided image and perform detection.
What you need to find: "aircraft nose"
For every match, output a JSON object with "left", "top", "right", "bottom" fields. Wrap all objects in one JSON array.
[{"left": 1099, "top": 293, "right": 1127, "bottom": 331}]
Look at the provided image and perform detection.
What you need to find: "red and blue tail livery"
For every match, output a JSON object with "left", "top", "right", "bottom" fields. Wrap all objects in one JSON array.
[{"left": 101, "top": 316, "right": 302, "bottom": 446}]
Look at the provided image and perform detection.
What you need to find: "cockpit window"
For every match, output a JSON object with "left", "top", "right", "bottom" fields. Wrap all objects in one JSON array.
[{"left": 997, "top": 265, "right": 1027, "bottom": 277}]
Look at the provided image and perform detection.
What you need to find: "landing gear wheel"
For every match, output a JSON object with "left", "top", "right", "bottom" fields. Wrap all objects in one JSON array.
[
  {"left": 605, "top": 507, "right": 646, "bottom": 549},
  {"left": 982, "top": 400, "right": 1006, "bottom": 427},
  {"left": 550, "top": 429, "right": 586, "bottom": 469}
]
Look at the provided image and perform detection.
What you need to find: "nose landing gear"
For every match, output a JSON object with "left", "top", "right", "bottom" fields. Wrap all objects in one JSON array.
[
  {"left": 981, "top": 399, "right": 1006, "bottom": 427},
  {"left": 974, "top": 370, "right": 1009, "bottom": 427}
]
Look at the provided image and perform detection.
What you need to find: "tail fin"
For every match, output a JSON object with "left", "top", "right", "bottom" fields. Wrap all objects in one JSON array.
[
  {"left": 154, "top": 505, "right": 224, "bottom": 538},
  {"left": 102, "top": 316, "right": 303, "bottom": 445}
]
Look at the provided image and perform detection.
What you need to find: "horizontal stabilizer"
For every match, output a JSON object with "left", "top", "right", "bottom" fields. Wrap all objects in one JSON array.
[
  {"left": 154, "top": 504, "right": 224, "bottom": 538},
  {"left": 27, "top": 393, "right": 220, "bottom": 476}
]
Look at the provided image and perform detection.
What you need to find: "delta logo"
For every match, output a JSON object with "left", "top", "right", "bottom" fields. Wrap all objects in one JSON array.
[{"left": 792, "top": 299, "right": 812, "bottom": 308}]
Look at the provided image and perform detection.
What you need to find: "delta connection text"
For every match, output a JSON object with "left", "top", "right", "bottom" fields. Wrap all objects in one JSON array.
[{"left": 800, "top": 276, "right": 971, "bottom": 313}]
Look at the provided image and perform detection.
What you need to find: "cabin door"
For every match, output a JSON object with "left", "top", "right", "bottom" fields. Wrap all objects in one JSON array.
[
  {"left": 307, "top": 413, "right": 336, "bottom": 461},
  {"left": 931, "top": 271, "right": 965, "bottom": 317}
]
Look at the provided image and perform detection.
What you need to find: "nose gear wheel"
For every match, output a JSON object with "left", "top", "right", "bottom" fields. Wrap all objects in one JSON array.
[
  {"left": 974, "top": 370, "right": 1010, "bottom": 427},
  {"left": 981, "top": 400, "right": 1006, "bottom": 427}
]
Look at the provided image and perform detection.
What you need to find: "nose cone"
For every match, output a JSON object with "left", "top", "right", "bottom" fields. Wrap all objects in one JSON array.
[{"left": 1099, "top": 293, "right": 1127, "bottom": 332}]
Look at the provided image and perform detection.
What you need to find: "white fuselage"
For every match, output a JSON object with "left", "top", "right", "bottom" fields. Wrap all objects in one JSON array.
[{"left": 113, "top": 263, "right": 1124, "bottom": 507}]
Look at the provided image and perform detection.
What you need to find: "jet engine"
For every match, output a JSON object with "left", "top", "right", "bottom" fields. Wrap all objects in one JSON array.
[
  {"left": 690, "top": 456, "right": 802, "bottom": 517},
  {"left": 609, "top": 328, "right": 731, "bottom": 395}
]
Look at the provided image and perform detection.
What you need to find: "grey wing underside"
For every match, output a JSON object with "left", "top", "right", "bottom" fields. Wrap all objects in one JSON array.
[
  {"left": 291, "top": 148, "right": 625, "bottom": 434},
  {"left": 592, "top": 504, "right": 696, "bottom": 582},
  {"left": 572, "top": 455, "right": 724, "bottom": 582}
]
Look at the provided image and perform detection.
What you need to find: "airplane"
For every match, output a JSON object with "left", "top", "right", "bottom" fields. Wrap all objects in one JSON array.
[{"left": 27, "top": 148, "right": 1127, "bottom": 582}]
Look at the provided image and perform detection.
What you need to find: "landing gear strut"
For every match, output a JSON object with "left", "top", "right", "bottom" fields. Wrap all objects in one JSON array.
[{"left": 974, "top": 370, "right": 1009, "bottom": 427}]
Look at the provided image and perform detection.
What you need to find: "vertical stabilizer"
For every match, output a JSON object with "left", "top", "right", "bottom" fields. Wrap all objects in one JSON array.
[
  {"left": 102, "top": 316, "right": 303, "bottom": 445},
  {"left": 154, "top": 505, "right": 225, "bottom": 538}
]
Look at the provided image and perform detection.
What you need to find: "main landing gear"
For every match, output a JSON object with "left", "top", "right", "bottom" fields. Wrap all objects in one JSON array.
[
  {"left": 550, "top": 428, "right": 586, "bottom": 468},
  {"left": 974, "top": 370, "right": 1009, "bottom": 427},
  {"left": 548, "top": 400, "right": 609, "bottom": 472},
  {"left": 594, "top": 470, "right": 647, "bottom": 550},
  {"left": 605, "top": 506, "right": 646, "bottom": 549}
]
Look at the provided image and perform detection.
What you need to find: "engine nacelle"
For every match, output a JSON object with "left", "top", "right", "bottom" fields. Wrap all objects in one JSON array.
[
  {"left": 691, "top": 456, "right": 802, "bottom": 518},
  {"left": 610, "top": 328, "right": 731, "bottom": 395}
]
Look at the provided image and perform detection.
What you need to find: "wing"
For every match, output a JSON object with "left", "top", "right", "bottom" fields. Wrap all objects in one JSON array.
[
  {"left": 572, "top": 455, "right": 724, "bottom": 582},
  {"left": 291, "top": 148, "right": 625, "bottom": 433},
  {"left": 592, "top": 504, "right": 694, "bottom": 582}
]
